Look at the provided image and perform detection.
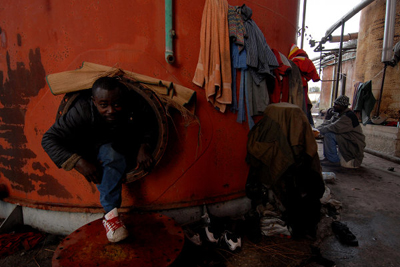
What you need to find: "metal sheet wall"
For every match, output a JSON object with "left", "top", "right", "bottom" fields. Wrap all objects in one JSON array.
[{"left": 0, "top": 0, "right": 300, "bottom": 212}]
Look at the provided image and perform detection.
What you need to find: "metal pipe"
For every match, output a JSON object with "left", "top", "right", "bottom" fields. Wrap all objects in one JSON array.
[
  {"left": 376, "top": 63, "right": 388, "bottom": 116},
  {"left": 339, "top": 24, "right": 346, "bottom": 96},
  {"left": 335, "top": 22, "right": 345, "bottom": 98},
  {"left": 330, "top": 56, "right": 337, "bottom": 106},
  {"left": 324, "top": 0, "right": 375, "bottom": 38},
  {"left": 312, "top": 48, "right": 357, "bottom": 54},
  {"left": 365, "top": 148, "right": 400, "bottom": 165},
  {"left": 320, "top": 56, "right": 357, "bottom": 68},
  {"left": 318, "top": 50, "right": 322, "bottom": 75},
  {"left": 341, "top": 74, "right": 347, "bottom": 96},
  {"left": 329, "top": 32, "right": 358, "bottom": 42},
  {"left": 315, "top": 0, "right": 375, "bottom": 52},
  {"left": 381, "top": 0, "right": 396, "bottom": 62},
  {"left": 165, "top": 0, "right": 175, "bottom": 64},
  {"left": 300, "top": 0, "right": 307, "bottom": 49}
]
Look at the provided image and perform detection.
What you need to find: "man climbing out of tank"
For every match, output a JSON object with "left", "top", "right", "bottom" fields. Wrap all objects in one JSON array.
[
  {"left": 42, "top": 76, "right": 155, "bottom": 242},
  {"left": 317, "top": 95, "right": 366, "bottom": 168}
]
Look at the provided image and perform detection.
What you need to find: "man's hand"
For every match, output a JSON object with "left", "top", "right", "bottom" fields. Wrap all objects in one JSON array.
[
  {"left": 325, "top": 107, "right": 335, "bottom": 120},
  {"left": 137, "top": 143, "right": 154, "bottom": 171},
  {"left": 74, "top": 158, "right": 102, "bottom": 184}
]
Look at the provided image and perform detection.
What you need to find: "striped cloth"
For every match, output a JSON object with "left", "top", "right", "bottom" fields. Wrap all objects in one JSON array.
[
  {"left": 228, "top": 5, "right": 246, "bottom": 52},
  {"left": 240, "top": 4, "right": 278, "bottom": 85}
]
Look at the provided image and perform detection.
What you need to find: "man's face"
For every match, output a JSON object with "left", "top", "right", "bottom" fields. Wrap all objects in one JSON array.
[
  {"left": 92, "top": 87, "right": 124, "bottom": 123},
  {"left": 333, "top": 103, "right": 346, "bottom": 113}
]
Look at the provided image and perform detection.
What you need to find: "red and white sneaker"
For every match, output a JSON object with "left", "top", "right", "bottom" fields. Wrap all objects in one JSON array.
[{"left": 102, "top": 208, "right": 129, "bottom": 243}]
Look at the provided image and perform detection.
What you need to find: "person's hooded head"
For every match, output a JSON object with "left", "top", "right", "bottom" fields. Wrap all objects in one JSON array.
[{"left": 333, "top": 95, "right": 350, "bottom": 113}]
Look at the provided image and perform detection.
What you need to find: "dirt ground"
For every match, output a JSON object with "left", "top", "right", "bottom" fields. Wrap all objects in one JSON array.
[
  {"left": 1, "top": 139, "right": 400, "bottom": 266},
  {"left": 0, "top": 190, "right": 340, "bottom": 266},
  {"left": 0, "top": 224, "right": 63, "bottom": 267},
  {"left": 0, "top": 222, "right": 330, "bottom": 267}
]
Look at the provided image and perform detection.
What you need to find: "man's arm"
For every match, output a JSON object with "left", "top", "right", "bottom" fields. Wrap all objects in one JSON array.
[
  {"left": 318, "top": 114, "right": 354, "bottom": 135},
  {"left": 74, "top": 158, "right": 102, "bottom": 184},
  {"left": 317, "top": 109, "right": 335, "bottom": 132},
  {"left": 137, "top": 143, "right": 154, "bottom": 170},
  {"left": 41, "top": 99, "right": 101, "bottom": 183},
  {"left": 42, "top": 109, "right": 83, "bottom": 169}
]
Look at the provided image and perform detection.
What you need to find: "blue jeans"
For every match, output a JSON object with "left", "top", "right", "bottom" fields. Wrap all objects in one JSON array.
[
  {"left": 322, "top": 132, "right": 340, "bottom": 163},
  {"left": 96, "top": 143, "right": 127, "bottom": 213}
]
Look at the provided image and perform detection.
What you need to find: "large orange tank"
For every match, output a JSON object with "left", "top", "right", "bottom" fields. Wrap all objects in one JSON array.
[{"left": 0, "top": 1, "right": 300, "bottom": 214}]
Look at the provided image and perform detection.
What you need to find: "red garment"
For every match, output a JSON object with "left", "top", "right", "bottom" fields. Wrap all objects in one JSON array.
[
  {"left": 0, "top": 232, "right": 44, "bottom": 258},
  {"left": 270, "top": 49, "right": 291, "bottom": 103},
  {"left": 288, "top": 44, "right": 320, "bottom": 106}
]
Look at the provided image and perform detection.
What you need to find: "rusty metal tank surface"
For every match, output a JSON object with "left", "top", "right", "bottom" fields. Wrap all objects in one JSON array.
[
  {"left": 355, "top": 0, "right": 400, "bottom": 118},
  {"left": 0, "top": 1, "right": 300, "bottom": 212}
]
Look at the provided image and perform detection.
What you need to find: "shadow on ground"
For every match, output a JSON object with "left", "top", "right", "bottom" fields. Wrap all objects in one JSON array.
[{"left": 0, "top": 216, "right": 337, "bottom": 267}]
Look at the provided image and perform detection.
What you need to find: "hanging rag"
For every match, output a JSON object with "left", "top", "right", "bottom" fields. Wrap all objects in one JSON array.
[
  {"left": 352, "top": 82, "right": 363, "bottom": 109},
  {"left": 288, "top": 61, "right": 306, "bottom": 113},
  {"left": 288, "top": 44, "right": 320, "bottom": 108},
  {"left": 246, "top": 103, "right": 321, "bottom": 185},
  {"left": 228, "top": 5, "right": 246, "bottom": 52},
  {"left": 192, "top": 0, "right": 232, "bottom": 113},
  {"left": 246, "top": 103, "right": 325, "bottom": 237},
  {"left": 46, "top": 61, "right": 197, "bottom": 114},
  {"left": 270, "top": 48, "right": 291, "bottom": 103},
  {"left": 240, "top": 4, "right": 279, "bottom": 85},
  {"left": 246, "top": 71, "right": 270, "bottom": 119},
  {"left": 353, "top": 80, "right": 376, "bottom": 125}
]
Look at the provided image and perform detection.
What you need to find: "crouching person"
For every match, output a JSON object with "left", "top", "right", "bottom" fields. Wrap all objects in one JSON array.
[
  {"left": 317, "top": 95, "right": 366, "bottom": 168},
  {"left": 42, "top": 76, "right": 154, "bottom": 242}
]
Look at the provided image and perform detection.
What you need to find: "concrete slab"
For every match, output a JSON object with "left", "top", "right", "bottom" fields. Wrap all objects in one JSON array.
[
  {"left": 317, "top": 140, "right": 400, "bottom": 266},
  {"left": 362, "top": 124, "right": 400, "bottom": 157}
]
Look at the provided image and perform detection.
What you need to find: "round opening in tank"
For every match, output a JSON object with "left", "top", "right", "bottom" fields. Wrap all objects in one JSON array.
[
  {"left": 123, "top": 80, "right": 168, "bottom": 183},
  {"left": 55, "top": 79, "right": 168, "bottom": 184}
]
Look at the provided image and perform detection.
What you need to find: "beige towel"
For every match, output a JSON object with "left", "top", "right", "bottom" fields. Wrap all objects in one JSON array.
[
  {"left": 192, "top": 0, "right": 232, "bottom": 113},
  {"left": 46, "top": 62, "right": 196, "bottom": 113}
]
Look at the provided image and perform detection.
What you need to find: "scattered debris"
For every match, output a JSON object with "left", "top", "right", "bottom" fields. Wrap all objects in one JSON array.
[
  {"left": 322, "top": 172, "right": 336, "bottom": 184},
  {"left": 331, "top": 221, "right": 359, "bottom": 246},
  {"left": 0, "top": 229, "right": 44, "bottom": 258}
]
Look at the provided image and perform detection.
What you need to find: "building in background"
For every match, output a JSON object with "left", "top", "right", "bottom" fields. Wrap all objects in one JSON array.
[{"left": 310, "top": 0, "right": 400, "bottom": 157}]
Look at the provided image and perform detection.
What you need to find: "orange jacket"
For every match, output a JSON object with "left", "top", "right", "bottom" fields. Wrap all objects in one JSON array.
[{"left": 288, "top": 44, "right": 320, "bottom": 87}]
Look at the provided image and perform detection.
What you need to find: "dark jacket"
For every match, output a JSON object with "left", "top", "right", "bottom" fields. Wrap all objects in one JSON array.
[
  {"left": 42, "top": 90, "right": 156, "bottom": 170},
  {"left": 318, "top": 108, "right": 365, "bottom": 166}
]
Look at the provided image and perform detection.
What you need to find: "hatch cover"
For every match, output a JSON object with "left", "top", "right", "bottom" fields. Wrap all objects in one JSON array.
[{"left": 52, "top": 213, "right": 184, "bottom": 267}]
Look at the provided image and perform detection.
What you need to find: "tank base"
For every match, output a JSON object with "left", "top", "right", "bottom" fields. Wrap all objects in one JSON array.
[{"left": 0, "top": 197, "right": 252, "bottom": 236}]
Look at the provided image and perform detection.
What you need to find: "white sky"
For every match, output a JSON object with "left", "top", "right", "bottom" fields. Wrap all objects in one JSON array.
[{"left": 298, "top": 0, "right": 363, "bottom": 59}]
